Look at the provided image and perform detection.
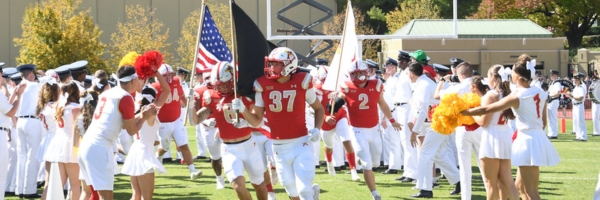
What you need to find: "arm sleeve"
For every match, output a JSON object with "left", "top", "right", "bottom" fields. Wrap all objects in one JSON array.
[
  {"left": 254, "top": 92, "right": 264, "bottom": 107},
  {"left": 305, "top": 88, "right": 317, "bottom": 104},
  {"left": 119, "top": 95, "right": 135, "bottom": 120},
  {"left": 412, "top": 85, "right": 431, "bottom": 133}
]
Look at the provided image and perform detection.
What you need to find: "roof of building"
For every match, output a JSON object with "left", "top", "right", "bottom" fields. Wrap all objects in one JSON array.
[{"left": 393, "top": 19, "right": 553, "bottom": 38}]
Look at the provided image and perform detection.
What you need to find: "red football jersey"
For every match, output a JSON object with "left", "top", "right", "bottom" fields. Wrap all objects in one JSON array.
[
  {"left": 343, "top": 79, "right": 383, "bottom": 128},
  {"left": 254, "top": 72, "right": 313, "bottom": 140},
  {"left": 152, "top": 76, "right": 184, "bottom": 122},
  {"left": 194, "top": 85, "right": 214, "bottom": 119},
  {"left": 202, "top": 92, "right": 253, "bottom": 140},
  {"left": 314, "top": 82, "right": 347, "bottom": 131}
]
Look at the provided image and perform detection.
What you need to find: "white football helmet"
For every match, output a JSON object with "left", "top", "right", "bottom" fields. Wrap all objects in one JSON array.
[
  {"left": 264, "top": 47, "right": 298, "bottom": 80},
  {"left": 348, "top": 60, "right": 368, "bottom": 85},
  {"left": 158, "top": 63, "right": 174, "bottom": 83},
  {"left": 210, "top": 61, "right": 234, "bottom": 95}
]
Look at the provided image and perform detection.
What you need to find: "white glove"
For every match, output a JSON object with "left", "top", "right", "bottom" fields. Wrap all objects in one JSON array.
[
  {"left": 231, "top": 98, "right": 246, "bottom": 113},
  {"left": 233, "top": 118, "right": 251, "bottom": 128},
  {"left": 204, "top": 118, "right": 217, "bottom": 128},
  {"left": 307, "top": 128, "right": 320, "bottom": 142}
]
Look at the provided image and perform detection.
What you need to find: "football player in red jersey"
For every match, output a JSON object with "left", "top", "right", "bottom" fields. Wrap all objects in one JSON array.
[
  {"left": 152, "top": 64, "right": 203, "bottom": 180},
  {"left": 239, "top": 47, "right": 324, "bottom": 200},
  {"left": 312, "top": 66, "right": 359, "bottom": 179},
  {"left": 330, "top": 60, "right": 401, "bottom": 200},
  {"left": 192, "top": 62, "right": 268, "bottom": 200},
  {"left": 189, "top": 69, "right": 226, "bottom": 189}
]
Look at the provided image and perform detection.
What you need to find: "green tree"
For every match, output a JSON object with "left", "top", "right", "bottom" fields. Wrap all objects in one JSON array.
[
  {"left": 109, "top": 5, "right": 171, "bottom": 71},
  {"left": 14, "top": 0, "right": 106, "bottom": 72},
  {"left": 177, "top": 0, "right": 231, "bottom": 71},
  {"left": 385, "top": 0, "right": 441, "bottom": 33},
  {"left": 434, "top": 0, "right": 482, "bottom": 19},
  {"left": 311, "top": 8, "right": 379, "bottom": 61}
]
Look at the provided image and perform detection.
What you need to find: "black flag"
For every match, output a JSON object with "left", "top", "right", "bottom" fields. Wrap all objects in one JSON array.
[{"left": 232, "top": 2, "right": 278, "bottom": 99}]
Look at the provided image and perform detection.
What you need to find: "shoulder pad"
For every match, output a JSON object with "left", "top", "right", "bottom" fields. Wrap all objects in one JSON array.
[
  {"left": 253, "top": 79, "right": 263, "bottom": 93},
  {"left": 302, "top": 72, "right": 312, "bottom": 90},
  {"left": 376, "top": 79, "right": 383, "bottom": 93}
]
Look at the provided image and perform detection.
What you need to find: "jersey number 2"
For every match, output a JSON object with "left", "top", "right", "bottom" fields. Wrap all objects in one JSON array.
[
  {"left": 269, "top": 90, "right": 297, "bottom": 112},
  {"left": 358, "top": 94, "right": 369, "bottom": 110}
]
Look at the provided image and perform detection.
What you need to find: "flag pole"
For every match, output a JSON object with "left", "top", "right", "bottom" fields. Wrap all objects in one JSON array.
[
  {"left": 184, "top": 0, "right": 206, "bottom": 126},
  {"left": 329, "top": 1, "right": 352, "bottom": 116},
  {"left": 230, "top": 0, "right": 239, "bottom": 120}
]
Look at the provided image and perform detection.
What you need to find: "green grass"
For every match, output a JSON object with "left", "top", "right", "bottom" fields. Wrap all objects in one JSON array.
[{"left": 7, "top": 120, "right": 599, "bottom": 199}]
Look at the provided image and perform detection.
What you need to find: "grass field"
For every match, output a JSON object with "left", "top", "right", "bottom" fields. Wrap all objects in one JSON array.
[{"left": 7, "top": 119, "right": 599, "bottom": 200}]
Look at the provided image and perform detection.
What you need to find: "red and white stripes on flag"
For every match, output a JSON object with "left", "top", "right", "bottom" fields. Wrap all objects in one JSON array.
[{"left": 194, "top": 5, "right": 232, "bottom": 72}]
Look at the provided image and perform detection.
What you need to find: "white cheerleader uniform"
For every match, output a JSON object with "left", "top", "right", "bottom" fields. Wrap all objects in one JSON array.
[
  {"left": 121, "top": 117, "right": 166, "bottom": 176},
  {"left": 44, "top": 102, "right": 79, "bottom": 163},
  {"left": 479, "top": 90, "right": 512, "bottom": 159},
  {"left": 511, "top": 87, "right": 560, "bottom": 166},
  {"left": 37, "top": 102, "right": 57, "bottom": 162}
]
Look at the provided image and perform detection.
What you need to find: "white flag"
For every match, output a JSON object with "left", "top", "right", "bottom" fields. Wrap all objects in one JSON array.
[{"left": 322, "top": 1, "right": 360, "bottom": 91}]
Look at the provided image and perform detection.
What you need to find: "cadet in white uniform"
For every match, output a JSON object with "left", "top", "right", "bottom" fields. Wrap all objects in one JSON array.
[
  {"left": 69, "top": 60, "right": 88, "bottom": 95},
  {"left": 381, "top": 58, "right": 403, "bottom": 175},
  {"left": 571, "top": 73, "right": 587, "bottom": 141},
  {"left": 530, "top": 71, "right": 543, "bottom": 89},
  {"left": 592, "top": 76, "right": 600, "bottom": 136},
  {"left": 1, "top": 68, "right": 19, "bottom": 196},
  {"left": 546, "top": 70, "right": 562, "bottom": 139},
  {"left": 393, "top": 51, "right": 418, "bottom": 183}
]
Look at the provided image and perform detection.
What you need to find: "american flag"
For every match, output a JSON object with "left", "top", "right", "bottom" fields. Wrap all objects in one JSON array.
[{"left": 195, "top": 5, "right": 232, "bottom": 71}]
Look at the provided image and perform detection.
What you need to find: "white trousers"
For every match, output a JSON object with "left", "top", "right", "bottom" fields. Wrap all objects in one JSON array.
[
  {"left": 396, "top": 105, "right": 417, "bottom": 178},
  {"left": 321, "top": 118, "right": 351, "bottom": 166},
  {"left": 252, "top": 133, "right": 274, "bottom": 167},
  {"left": 199, "top": 125, "right": 222, "bottom": 160},
  {"left": 382, "top": 121, "right": 403, "bottom": 170},
  {"left": 272, "top": 136, "right": 317, "bottom": 199},
  {"left": 352, "top": 126, "right": 382, "bottom": 170},
  {"left": 593, "top": 103, "right": 600, "bottom": 135},
  {"left": 573, "top": 103, "right": 587, "bottom": 140},
  {"left": 16, "top": 118, "right": 43, "bottom": 195},
  {"left": 222, "top": 136, "right": 266, "bottom": 185},
  {"left": 0, "top": 130, "right": 8, "bottom": 199},
  {"left": 333, "top": 135, "right": 345, "bottom": 167},
  {"left": 455, "top": 127, "right": 484, "bottom": 200},
  {"left": 195, "top": 124, "right": 207, "bottom": 157},
  {"left": 6, "top": 127, "right": 17, "bottom": 193},
  {"left": 547, "top": 100, "right": 560, "bottom": 137},
  {"left": 415, "top": 127, "right": 460, "bottom": 191}
]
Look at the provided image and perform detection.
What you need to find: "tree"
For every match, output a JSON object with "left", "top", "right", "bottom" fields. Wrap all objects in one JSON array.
[
  {"left": 108, "top": 5, "right": 171, "bottom": 71},
  {"left": 311, "top": 8, "right": 379, "bottom": 61},
  {"left": 14, "top": 0, "right": 106, "bottom": 72},
  {"left": 434, "top": 0, "right": 482, "bottom": 19},
  {"left": 470, "top": 0, "right": 600, "bottom": 51},
  {"left": 385, "top": 0, "right": 441, "bottom": 33},
  {"left": 177, "top": 0, "right": 231, "bottom": 71}
]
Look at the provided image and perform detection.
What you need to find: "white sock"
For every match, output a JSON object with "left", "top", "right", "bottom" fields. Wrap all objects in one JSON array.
[
  {"left": 217, "top": 175, "right": 223, "bottom": 180},
  {"left": 188, "top": 164, "right": 196, "bottom": 172},
  {"left": 371, "top": 190, "right": 380, "bottom": 197}
]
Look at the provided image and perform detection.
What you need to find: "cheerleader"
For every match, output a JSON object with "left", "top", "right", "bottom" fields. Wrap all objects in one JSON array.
[
  {"left": 36, "top": 80, "right": 60, "bottom": 200},
  {"left": 43, "top": 82, "right": 81, "bottom": 200},
  {"left": 76, "top": 90, "right": 100, "bottom": 200},
  {"left": 462, "top": 55, "right": 560, "bottom": 200},
  {"left": 121, "top": 70, "right": 170, "bottom": 200},
  {"left": 470, "top": 70, "right": 519, "bottom": 200}
]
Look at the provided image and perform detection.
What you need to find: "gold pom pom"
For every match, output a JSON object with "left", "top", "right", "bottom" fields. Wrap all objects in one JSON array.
[
  {"left": 431, "top": 92, "right": 482, "bottom": 135},
  {"left": 119, "top": 51, "right": 139, "bottom": 67}
]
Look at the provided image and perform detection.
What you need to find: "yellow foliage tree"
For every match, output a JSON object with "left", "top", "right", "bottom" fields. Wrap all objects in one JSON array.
[
  {"left": 385, "top": 0, "right": 441, "bottom": 33},
  {"left": 14, "top": 0, "right": 106, "bottom": 72},
  {"left": 312, "top": 8, "right": 379, "bottom": 61},
  {"left": 109, "top": 5, "right": 172, "bottom": 71},
  {"left": 177, "top": 0, "right": 231, "bottom": 71}
]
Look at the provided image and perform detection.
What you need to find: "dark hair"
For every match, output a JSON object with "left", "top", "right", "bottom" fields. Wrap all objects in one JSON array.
[
  {"left": 59, "top": 73, "right": 71, "bottom": 82},
  {"left": 36, "top": 83, "right": 59, "bottom": 116},
  {"left": 75, "top": 90, "right": 99, "bottom": 136},
  {"left": 92, "top": 78, "right": 109, "bottom": 94},
  {"left": 55, "top": 82, "right": 80, "bottom": 122},
  {"left": 117, "top": 66, "right": 136, "bottom": 84},
  {"left": 408, "top": 62, "right": 423, "bottom": 76},
  {"left": 514, "top": 54, "right": 532, "bottom": 82},
  {"left": 135, "top": 87, "right": 157, "bottom": 115},
  {"left": 488, "top": 65, "right": 516, "bottom": 120},
  {"left": 21, "top": 69, "right": 33, "bottom": 79},
  {"left": 71, "top": 71, "right": 86, "bottom": 80},
  {"left": 94, "top": 70, "right": 107, "bottom": 79},
  {"left": 471, "top": 76, "right": 489, "bottom": 95}
]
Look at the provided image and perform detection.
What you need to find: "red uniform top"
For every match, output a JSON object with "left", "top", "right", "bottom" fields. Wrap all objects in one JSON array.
[
  {"left": 202, "top": 91, "right": 253, "bottom": 140},
  {"left": 254, "top": 72, "right": 313, "bottom": 140},
  {"left": 194, "top": 85, "right": 214, "bottom": 119},
  {"left": 151, "top": 76, "right": 184, "bottom": 122},
  {"left": 343, "top": 79, "right": 383, "bottom": 128},
  {"left": 314, "top": 82, "right": 347, "bottom": 131}
]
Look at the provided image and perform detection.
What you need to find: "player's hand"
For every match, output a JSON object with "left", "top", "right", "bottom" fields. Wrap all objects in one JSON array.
[
  {"left": 142, "top": 104, "right": 159, "bottom": 119},
  {"left": 233, "top": 118, "right": 251, "bottom": 128},
  {"left": 205, "top": 118, "right": 217, "bottom": 128},
  {"left": 391, "top": 122, "right": 401, "bottom": 131},
  {"left": 410, "top": 132, "right": 418, "bottom": 148},
  {"left": 325, "top": 116, "right": 336, "bottom": 125},
  {"left": 308, "top": 128, "right": 321, "bottom": 142},
  {"left": 381, "top": 120, "right": 388, "bottom": 129},
  {"left": 231, "top": 98, "right": 246, "bottom": 113}
]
